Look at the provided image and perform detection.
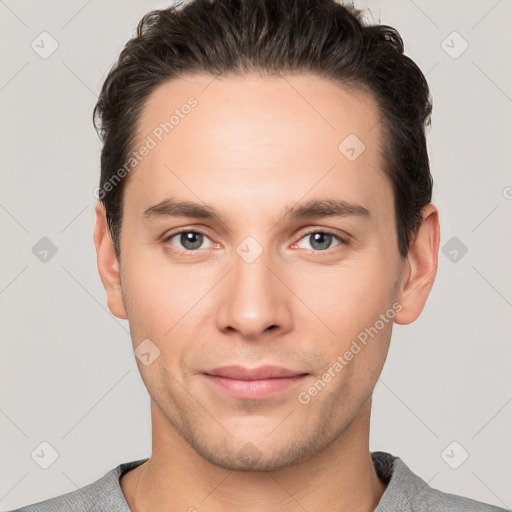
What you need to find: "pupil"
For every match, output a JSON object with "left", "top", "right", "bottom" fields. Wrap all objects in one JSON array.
[
  {"left": 310, "top": 232, "right": 331, "bottom": 250},
  {"left": 181, "top": 232, "right": 203, "bottom": 250}
]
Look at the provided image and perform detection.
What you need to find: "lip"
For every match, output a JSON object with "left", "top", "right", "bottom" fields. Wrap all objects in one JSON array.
[
  {"left": 202, "top": 365, "right": 309, "bottom": 400},
  {"left": 205, "top": 365, "right": 306, "bottom": 380}
]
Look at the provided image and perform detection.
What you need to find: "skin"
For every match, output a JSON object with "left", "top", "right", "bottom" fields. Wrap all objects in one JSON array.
[{"left": 94, "top": 73, "right": 439, "bottom": 512}]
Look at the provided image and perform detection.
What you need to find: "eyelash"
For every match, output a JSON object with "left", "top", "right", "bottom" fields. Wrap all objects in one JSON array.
[{"left": 163, "top": 228, "right": 348, "bottom": 255}]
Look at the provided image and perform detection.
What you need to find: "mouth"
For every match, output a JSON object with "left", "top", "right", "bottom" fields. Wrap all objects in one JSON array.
[{"left": 202, "top": 365, "right": 309, "bottom": 400}]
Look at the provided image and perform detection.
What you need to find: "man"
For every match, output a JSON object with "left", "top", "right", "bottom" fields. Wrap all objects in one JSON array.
[{"left": 11, "top": 0, "right": 507, "bottom": 510}]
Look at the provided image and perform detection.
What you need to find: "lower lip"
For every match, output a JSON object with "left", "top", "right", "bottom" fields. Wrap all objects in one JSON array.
[{"left": 203, "top": 374, "right": 309, "bottom": 400}]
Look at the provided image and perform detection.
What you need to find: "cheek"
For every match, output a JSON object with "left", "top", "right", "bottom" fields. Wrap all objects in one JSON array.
[
  {"left": 120, "top": 250, "right": 219, "bottom": 345},
  {"left": 294, "top": 253, "right": 398, "bottom": 337},
  {"left": 120, "top": 256, "right": 177, "bottom": 336}
]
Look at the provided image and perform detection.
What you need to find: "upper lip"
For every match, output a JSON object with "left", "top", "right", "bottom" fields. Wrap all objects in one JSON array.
[{"left": 204, "top": 365, "right": 307, "bottom": 380}]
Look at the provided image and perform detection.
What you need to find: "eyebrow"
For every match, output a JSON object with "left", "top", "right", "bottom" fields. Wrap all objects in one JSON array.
[
  {"left": 142, "top": 198, "right": 370, "bottom": 223},
  {"left": 287, "top": 199, "right": 370, "bottom": 220},
  {"left": 143, "top": 199, "right": 221, "bottom": 221}
]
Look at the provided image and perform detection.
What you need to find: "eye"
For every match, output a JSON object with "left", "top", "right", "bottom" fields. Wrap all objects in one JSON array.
[
  {"left": 166, "top": 231, "right": 214, "bottom": 251},
  {"left": 295, "top": 231, "right": 344, "bottom": 251}
]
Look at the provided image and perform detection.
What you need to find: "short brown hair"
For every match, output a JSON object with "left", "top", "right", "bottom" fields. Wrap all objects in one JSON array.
[{"left": 93, "top": 0, "right": 433, "bottom": 259}]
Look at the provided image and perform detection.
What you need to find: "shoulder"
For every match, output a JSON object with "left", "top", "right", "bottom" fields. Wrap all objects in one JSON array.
[
  {"left": 414, "top": 487, "right": 509, "bottom": 512},
  {"left": 372, "top": 451, "right": 508, "bottom": 512},
  {"left": 5, "top": 459, "right": 148, "bottom": 512}
]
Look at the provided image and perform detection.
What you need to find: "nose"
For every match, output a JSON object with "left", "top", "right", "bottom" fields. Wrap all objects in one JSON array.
[{"left": 215, "top": 247, "right": 293, "bottom": 341}]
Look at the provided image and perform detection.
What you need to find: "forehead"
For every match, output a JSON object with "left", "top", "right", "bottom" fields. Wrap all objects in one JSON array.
[
  {"left": 136, "top": 72, "right": 381, "bottom": 154},
  {"left": 126, "top": 73, "right": 390, "bottom": 217}
]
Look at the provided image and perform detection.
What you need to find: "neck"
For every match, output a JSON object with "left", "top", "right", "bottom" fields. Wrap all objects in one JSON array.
[{"left": 121, "top": 397, "right": 387, "bottom": 512}]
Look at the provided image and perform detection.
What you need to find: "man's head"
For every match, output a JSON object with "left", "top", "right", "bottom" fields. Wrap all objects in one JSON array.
[{"left": 93, "top": 0, "right": 439, "bottom": 473}]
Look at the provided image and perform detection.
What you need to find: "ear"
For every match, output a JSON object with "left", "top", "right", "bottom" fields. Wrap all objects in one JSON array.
[
  {"left": 394, "top": 203, "right": 440, "bottom": 325},
  {"left": 93, "top": 201, "right": 127, "bottom": 319}
]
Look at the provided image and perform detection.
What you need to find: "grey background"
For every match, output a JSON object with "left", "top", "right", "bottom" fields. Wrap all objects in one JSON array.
[{"left": 1, "top": 0, "right": 511, "bottom": 509}]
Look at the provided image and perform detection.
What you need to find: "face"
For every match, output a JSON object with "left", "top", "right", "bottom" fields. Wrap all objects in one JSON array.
[{"left": 95, "top": 73, "right": 435, "bottom": 472}]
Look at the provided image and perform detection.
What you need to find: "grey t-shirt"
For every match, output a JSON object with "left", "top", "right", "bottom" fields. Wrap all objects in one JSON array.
[{"left": 8, "top": 451, "right": 508, "bottom": 511}]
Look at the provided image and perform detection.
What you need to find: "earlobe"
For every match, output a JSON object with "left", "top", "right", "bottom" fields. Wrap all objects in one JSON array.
[
  {"left": 93, "top": 202, "right": 128, "bottom": 320},
  {"left": 394, "top": 203, "right": 440, "bottom": 325}
]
